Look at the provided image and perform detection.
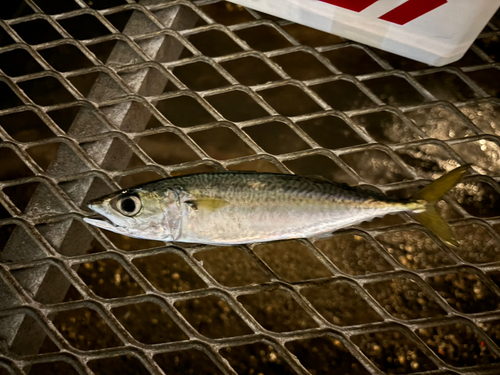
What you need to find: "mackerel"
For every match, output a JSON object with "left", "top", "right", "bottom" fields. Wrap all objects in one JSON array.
[{"left": 84, "top": 166, "right": 469, "bottom": 247}]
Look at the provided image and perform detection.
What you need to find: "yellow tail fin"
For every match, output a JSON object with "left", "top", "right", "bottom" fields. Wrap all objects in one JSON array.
[{"left": 410, "top": 165, "right": 470, "bottom": 248}]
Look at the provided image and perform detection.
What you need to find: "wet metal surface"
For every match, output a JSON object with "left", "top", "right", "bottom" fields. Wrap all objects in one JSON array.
[{"left": 0, "top": 1, "right": 500, "bottom": 374}]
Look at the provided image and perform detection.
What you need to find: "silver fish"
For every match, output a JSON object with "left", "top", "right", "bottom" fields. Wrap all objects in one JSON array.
[{"left": 83, "top": 166, "right": 469, "bottom": 246}]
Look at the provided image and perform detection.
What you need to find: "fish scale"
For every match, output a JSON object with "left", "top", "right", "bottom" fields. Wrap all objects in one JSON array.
[
  {"left": 161, "top": 173, "right": 387, "bottom": 203},
  {"left": 84, "top": 166, "right": 469, "bottom": 246}
]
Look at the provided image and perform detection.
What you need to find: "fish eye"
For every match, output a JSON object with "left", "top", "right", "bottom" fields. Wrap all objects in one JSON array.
[{"left": 117, "top": 195, "right": 141, "bottom": 216}]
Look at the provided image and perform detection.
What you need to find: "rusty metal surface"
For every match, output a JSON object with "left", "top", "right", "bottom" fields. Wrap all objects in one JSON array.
[{"left": 0, "top": 0, "right": 499, "bottom": 374}]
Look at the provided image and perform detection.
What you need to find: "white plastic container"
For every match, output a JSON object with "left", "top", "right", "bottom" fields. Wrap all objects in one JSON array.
[{"left": 228, "top": 0, "right": 500, "bottom": 66}]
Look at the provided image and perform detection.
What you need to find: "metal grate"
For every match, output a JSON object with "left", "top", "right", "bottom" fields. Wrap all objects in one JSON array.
[{"left": 0, "top": 0, "right": 500, "bottom": 374}]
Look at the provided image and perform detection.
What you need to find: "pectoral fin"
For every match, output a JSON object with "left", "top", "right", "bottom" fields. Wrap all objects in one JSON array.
[{"left": 185, "top": 198, "right": 230, "bottom": 212}]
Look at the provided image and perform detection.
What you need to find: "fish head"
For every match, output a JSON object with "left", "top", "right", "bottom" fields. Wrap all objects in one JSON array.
[{"left": 84, "top": 187, "right": 181, "bottom": 241}]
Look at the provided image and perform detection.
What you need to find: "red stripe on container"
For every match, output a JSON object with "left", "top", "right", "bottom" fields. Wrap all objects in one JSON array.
[
  {"left": 379, "top": 0, "right": 447, "bottom": 25},
  {"left": 318, "top": 0, "right": 378, "bottom": 12}
]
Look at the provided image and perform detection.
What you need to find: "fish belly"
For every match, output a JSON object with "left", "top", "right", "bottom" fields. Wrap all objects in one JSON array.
[{"left": 177, "top": 201, "right": 404, "bottom": 245}]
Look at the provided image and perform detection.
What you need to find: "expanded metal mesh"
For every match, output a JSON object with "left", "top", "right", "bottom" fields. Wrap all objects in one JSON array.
[{"left": 0, "top": 0, "right": 500, "bottom": 374}]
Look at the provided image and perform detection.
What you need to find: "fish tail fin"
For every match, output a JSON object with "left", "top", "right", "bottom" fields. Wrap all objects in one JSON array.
[{"left": 409, "top": 165, "right": 470, "bottom": 248}]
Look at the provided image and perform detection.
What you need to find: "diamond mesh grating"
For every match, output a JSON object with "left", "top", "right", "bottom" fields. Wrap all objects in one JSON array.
[{"left": 0, "top": 0, "right": 500, "bottom": 374}]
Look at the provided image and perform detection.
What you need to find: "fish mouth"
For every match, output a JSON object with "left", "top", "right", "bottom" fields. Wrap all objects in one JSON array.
[
  {"left": 83, "top": 203, "right": 122, "bottom": 230},
  {"left": 83, "top": 215, "right": 122, "bottom": 231}
]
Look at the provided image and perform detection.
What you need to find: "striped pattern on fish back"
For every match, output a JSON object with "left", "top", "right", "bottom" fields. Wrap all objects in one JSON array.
[{"left": 141, "top": 172, "right": 405, "bottom": 206}]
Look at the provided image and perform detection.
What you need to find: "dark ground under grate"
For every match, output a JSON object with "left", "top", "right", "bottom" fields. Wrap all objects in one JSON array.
[{"left": 0, "top": 0, "right": 500, "bottom": 374}]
